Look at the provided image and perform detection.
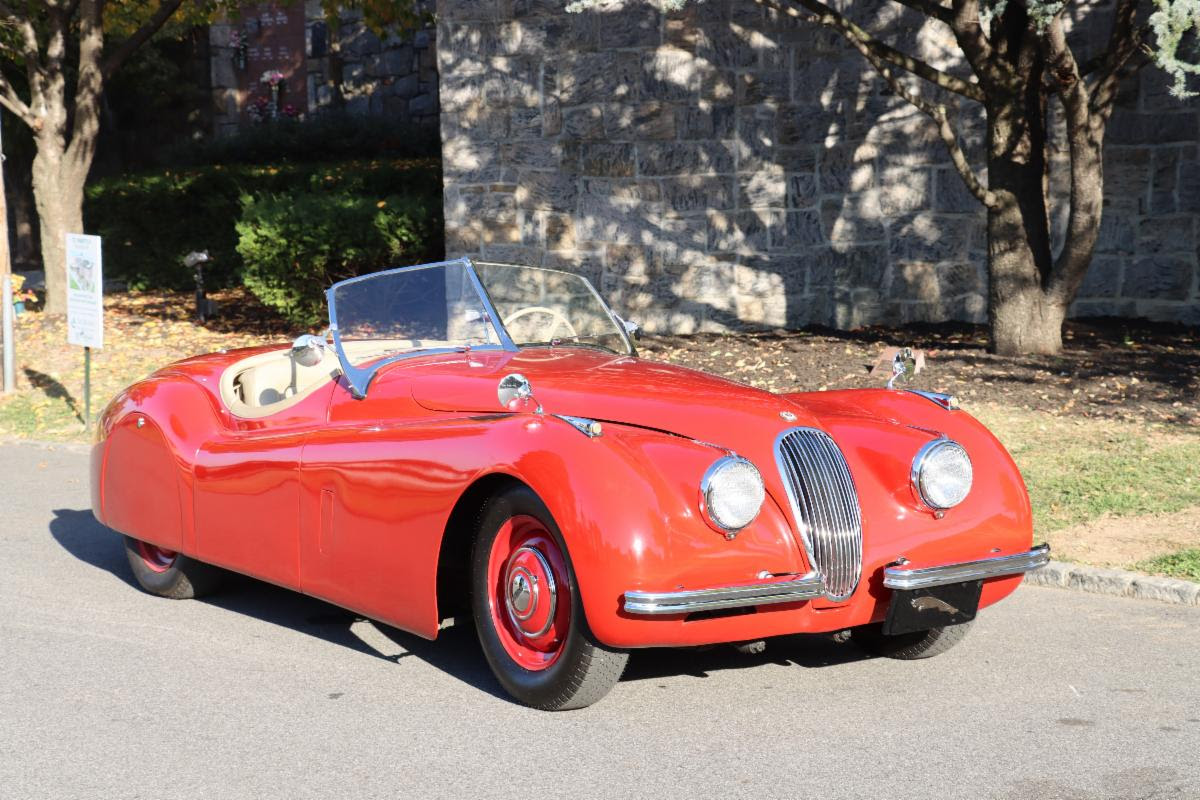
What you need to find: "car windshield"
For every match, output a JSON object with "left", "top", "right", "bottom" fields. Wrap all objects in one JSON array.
[
  {"left": 327, "top": 258, "right": 631, "bottom": 397},
  {"left": 474, "top": 262, "right": 632, "bottom": 356}
]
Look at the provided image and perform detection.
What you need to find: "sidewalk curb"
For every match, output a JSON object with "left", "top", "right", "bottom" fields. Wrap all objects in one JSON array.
[{"left": 1025, "top": 560, "right": 1200, "bottom": 606}]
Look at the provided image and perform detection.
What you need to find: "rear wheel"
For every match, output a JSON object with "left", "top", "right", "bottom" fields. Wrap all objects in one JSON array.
[
  {"left": 124, "top": 536, "right": 222, "bottom": 599},
  {"left": 851, "top": 620, "right": 972, "bottom": 659},
  {"left": 471, "top": 485, "right": 627, "bottom": 710}
]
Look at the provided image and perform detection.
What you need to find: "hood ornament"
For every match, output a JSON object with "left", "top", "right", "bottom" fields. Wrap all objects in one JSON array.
[{"left": 780, "top": 410, "right": 797, "bottom": 422}]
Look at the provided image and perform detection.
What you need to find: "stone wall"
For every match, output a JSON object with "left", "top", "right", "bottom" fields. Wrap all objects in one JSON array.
[
  {"left": 437, "top": 0, "right": 1200, "bottom": 332},
  {"left": 211, "top": 1, "right": 439, "bottom": 135}
]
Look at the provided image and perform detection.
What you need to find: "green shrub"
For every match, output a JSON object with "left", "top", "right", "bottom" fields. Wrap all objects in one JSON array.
[
  {"left": 236, "top": 189, "right": 443, "bottom": 326},
  {"left": 84, "top": 158, "right": 442, "bottom": 291}
]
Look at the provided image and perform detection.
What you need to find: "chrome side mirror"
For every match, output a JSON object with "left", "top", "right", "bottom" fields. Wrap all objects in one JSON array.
[
  {"left": 619, "top": 317, "right": 641, "bottom": 340},
  {"left": 498, "top": 373, "right": 532, "bottom": 408},
  {"left": 291, "top": 334, "right": 327, "bottom": 368}
]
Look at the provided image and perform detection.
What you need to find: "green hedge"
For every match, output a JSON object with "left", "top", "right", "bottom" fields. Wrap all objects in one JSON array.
[
  {"left": 237, "top": 190, "right": 442, "bottom": 326},
  {"left": 84, "top": 158, "right": 443, "bottom": 293}
]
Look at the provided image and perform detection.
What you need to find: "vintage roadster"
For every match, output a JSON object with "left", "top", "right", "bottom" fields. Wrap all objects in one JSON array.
[{"left": 91, "top": 258, "right": 1048, "bottom": 710}]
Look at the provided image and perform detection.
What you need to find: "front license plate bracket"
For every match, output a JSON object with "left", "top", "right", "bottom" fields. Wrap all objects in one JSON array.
[{"left": 883, "top": 579, "right": 983, "bottom": 636}]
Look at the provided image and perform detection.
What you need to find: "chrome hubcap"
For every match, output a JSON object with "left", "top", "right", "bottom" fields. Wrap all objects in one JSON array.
[{"left": 504, "top": 546, "right": 557, "bottom": 638}]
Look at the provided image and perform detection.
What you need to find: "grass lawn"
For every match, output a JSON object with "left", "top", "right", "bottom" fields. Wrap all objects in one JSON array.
[
  {"left": 1136, "top": 549, "right": 1200, "bottom": 581},
  {"left": 1, "top": 293, "right": 1197, "bottom": 578}
]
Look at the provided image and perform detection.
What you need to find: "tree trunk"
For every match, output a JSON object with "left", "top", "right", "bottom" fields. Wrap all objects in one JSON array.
[
  {"left": 31, "top": 143, "right": 87, "bottom": 316},
  {"left": 984, "top": 76, "right": 1071, "bottom": 356}
]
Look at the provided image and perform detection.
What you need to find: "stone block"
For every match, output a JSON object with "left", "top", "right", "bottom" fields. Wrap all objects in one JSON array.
[
  {"left": 808, "top": 244, "right": 889, "bottom": 290},
  {"left": 879, "top": 167, "right": 931, "bottom": 217},
  {"left": 1180, "top": 160, "right": 1200, "bottom": 213},
  {"left": 707, "top": 209, "right": 776, "bottom": 252},
  {"left": 557, "top": 51, "right": 641, "bottom": 105},
  {"left": 1137, "top": 216, "right": 1195, "bottom": 254},
  {"left": 772, "top": 210, "right": 823, "bottom": 250},
  {"left": 695, "top": 27, "right": 758, "bottom": 69},
  {"left": 563, "top": 105, "right": 606, "bottom": 139},
  {"left": 934, "top": 167, "right": 984, "bottom": 214},
  {"left": 1069, "top": 299, "right": 1139, "bottom": 319},
  {"left": 820, "top": 194, "right": 886, "bottom": 245},
  {"left": 1150, "top": 147, "right": 1182, "bottom": 214},
  {"left": 581, "top": 142, "right": 636, "bottom": 177},
  {"left": 597, "top": 3, "right": 662, "bottom": 48},
  {"left": 1108, "top": 110, "right": 1199, "bottom": 145},
  {"left": 508, "top": 107, "right": 544, "bottom": 139},
  {"left": 642, "top": 47, "right": 701, "bottom": 100},
  {"left": 777, "top": 146, "right": 818, "bottom": 173},
  {"left": 391, "top": 73, "right": 420, "bottom": 98},
  {"left": 410, "top": 92, "right": 436, "bottom": 115},
  {"left": 579, "top": 178, "right": 661, "bottom": 202},
  {"left": 604, "top": 102, "right": 677, "bottom": 141},
  {"left": 891, "top": 261, "right": 940, "bottom": 302},
  {"left": 735, "top": 71, "right": 789, "bottom": 105},
  {"left": 1102, "top": 147, "right": 1151, "bottom": 214},
  {"left": 661, "top": 175, "right": 736, "bottom": 213},
  {"left": 787, "top": 173, "right": 817, "bottom": 209},
  {"left": 888, "top": 212, "right": 970, "bottom": 261},
  {"left": 1096, "top": 211, "right": 1136, "bottom": 255},
  {"left": 1122, "top": 256, "right": 1195, "bottom": 299},
  {"left": 637, "top": 141, "right": 736, "bottom": 176},
  {"left": 819, "top": 142, "right": 877, "bottom": 194},
  {"left": 738, "top": 170, "right": 786, "bottom": 208},
  {"left": 1067, "top": 567, "right": 1134, "bottom": 596},
  {"left": 1077, "top": 256, "right": 1124, "bottom": 298},
  {"left": 937, "top": 261, "right": 984, "bottom": 298}
]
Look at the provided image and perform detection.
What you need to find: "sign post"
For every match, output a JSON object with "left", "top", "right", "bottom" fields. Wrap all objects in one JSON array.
[{"left": 65, "top": 233, "right": 103, "bottom": 431}]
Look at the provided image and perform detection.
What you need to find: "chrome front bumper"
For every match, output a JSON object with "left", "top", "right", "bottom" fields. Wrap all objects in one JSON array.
[
  {"left": 621, "top": 545, "right": 1050, "bottom": 616},
  {"left": 883, "top": 544, "right": 1051, "bottom": 590},
  {"left": 623, "top": 572, "right": 825, "bottom": 616}
]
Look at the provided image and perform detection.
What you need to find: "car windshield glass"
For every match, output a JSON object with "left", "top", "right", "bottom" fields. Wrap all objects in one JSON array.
[
  {"left": 474, "top": 262, "right": 632, "bottom": 355},
  {"left": 330, "top": 260, "right": 503, "bottom": 368}
]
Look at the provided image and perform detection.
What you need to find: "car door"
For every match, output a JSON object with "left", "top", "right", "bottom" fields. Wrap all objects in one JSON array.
[
  {"left": 192, "top": 384, "right": 336, "bottom": 590},
  {"left": 297, "top": 365, "right": 490, "bottom": 637}
]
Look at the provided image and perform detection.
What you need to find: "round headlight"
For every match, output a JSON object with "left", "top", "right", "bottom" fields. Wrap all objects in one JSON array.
[
  {"left": 912, "top": 439, "right": 973, "bottom": 510},
  {"left": 700, "top": 456, "right": 765, "bottom": 533}
]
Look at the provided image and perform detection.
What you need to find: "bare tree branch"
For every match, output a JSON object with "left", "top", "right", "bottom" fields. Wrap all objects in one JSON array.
[
  {"left": 764, "top": 0, "right": 995, "bottom": 206},
  {"left": 760, "top": 0, "right": 986, "bottom": 102},
  {"left": 102, "top": 0, "right": 185, "bottom": 79},
  {"left": 949, "top": 0, "right": 1015, "bottom": 93},
  {"left": 1045, "top": 15, "right": 1103, "bottom": 302},
  {"left": 1088, "top": 0, "right": 1143, "bottom": 120},
  {"left": 0, "top": 3, "right": 48, "bottom": 115}
]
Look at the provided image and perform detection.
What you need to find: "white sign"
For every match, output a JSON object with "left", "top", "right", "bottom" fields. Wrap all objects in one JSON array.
[{"left": 66, "top": 233, "right": 104, "bottom": 349}]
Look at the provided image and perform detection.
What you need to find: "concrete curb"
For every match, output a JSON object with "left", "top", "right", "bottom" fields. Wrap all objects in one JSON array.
[{"left": 1025, "top": 560, "right": 1200, "bottom": 606}]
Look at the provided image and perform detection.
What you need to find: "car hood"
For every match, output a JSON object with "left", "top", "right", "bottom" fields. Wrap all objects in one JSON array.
[{"left": 408, "top": 348, "right": 824, "bottom": 449}]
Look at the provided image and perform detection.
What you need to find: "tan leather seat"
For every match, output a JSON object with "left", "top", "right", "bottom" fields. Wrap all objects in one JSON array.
[{"left": 219, "top": 347, "right": 341, "bottom": 419}]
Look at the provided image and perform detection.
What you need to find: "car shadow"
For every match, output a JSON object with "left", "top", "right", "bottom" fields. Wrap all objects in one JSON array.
[{"left": 49, "top": 508, "right": 873, "bottom": 704}]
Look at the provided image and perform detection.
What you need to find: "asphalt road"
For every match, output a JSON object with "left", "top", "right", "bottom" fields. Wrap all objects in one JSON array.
[{"left": 2, "top": 440, "right": 1198, "bottom": 800}]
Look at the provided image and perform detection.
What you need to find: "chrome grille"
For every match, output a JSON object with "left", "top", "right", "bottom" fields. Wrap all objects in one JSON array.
[{"left": 774, "top": 428, "right": 864, "bottom": 600}]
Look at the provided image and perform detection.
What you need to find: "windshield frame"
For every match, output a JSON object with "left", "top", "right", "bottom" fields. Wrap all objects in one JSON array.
[{"left": 326, "top": 258, "right": 518, "bottom": 398}]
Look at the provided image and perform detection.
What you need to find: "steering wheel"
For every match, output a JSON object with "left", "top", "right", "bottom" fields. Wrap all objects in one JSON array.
[{"left": 503, "top": 306, "right": 579, "bottom": 341}]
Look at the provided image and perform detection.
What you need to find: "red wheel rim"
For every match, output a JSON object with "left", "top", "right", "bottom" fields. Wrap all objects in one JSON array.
[
  {"left": 136, "top": 541, "right": 178, "bottom": 573},
  {"left": 486, "top": 515, "right": 571, "bottom": 671}
]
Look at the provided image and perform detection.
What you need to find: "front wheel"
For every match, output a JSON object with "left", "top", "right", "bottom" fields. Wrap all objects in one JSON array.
[
  {"left": 851, "top": 620, "right": 973, "bottom": 659},
  {"left": 124, "top": 536, "right": 222, "bottom": 599},
  {"left": 471, "top": 485, "right": 628, "bottom": 710}
]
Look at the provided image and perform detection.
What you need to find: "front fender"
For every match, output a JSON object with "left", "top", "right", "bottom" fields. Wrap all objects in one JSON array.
[{"left": 482, "top": 417, "right": 809, "bottom": 648}]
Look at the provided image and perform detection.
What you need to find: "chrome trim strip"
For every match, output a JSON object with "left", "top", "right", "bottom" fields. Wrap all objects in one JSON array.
[
  {"left": 623, "top": 573, "right": 825, "bottom": 615},
  {"left": 883, "top": 544, "right": 1051, "bottom": 590},
  {"left": 906, "top": 390, "right": 960, "bottom": 410}
]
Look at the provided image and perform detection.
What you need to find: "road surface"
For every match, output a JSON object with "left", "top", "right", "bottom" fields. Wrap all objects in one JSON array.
[{"left": 1, "top": 441, "right": 1197, "bottom": 799}]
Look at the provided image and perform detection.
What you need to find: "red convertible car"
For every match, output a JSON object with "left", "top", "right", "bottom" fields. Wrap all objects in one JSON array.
[{"left": 91, "top": 258, "right": 1048, "bottom": 709}]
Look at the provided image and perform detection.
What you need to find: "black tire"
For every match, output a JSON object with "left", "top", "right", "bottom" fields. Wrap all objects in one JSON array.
[
  {"left": 470, "top": 485, "right": 628, "bottom": 710},
  {"left": 851, "top": 620, "right": 973, "bottom": 660},
  {"left": 123, "top": 536, "right": 222, "bottom": 599}
]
